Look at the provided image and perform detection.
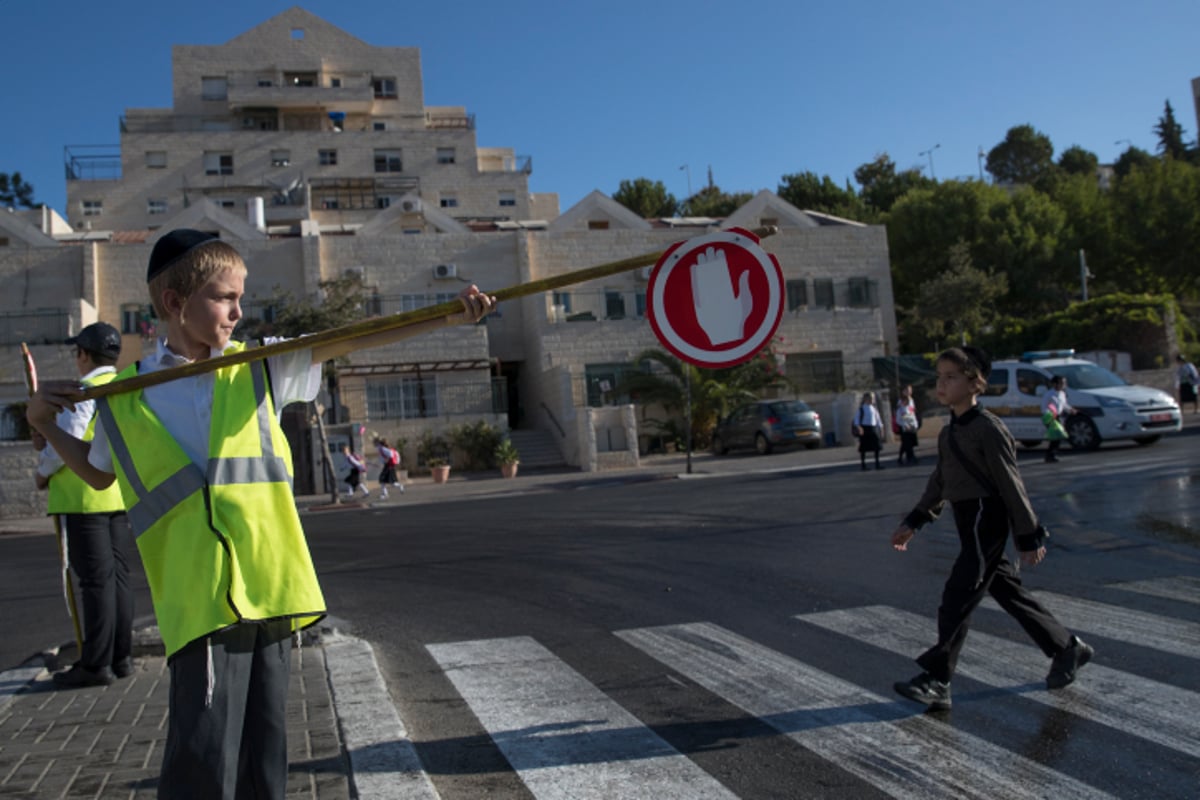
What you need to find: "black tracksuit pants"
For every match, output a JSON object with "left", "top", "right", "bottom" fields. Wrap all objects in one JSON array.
[
  {"left": 916, "top": 497, "right": 1072, "bottom": 683},
  {"left": 64, "top": 512, "right": 135, "bottom": 672}
]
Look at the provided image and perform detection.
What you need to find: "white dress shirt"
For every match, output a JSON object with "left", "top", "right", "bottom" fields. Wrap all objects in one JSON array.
[
  {"left": 1041, "top": 388, "right": 1070, "bottom": 417},
  {"left": 89, "top": 338, "right": 321, "bottom": 474},
  {"left": 854, "top": 404, "right": 883, "bottom": 429},
  {"left": 37, "top": 365, "right": 117, "bottom": 478}
]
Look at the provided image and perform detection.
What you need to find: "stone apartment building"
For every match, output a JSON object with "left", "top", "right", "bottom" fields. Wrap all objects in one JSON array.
[{"left": 0, "top": 7, "right": 897, "bottom": 507}]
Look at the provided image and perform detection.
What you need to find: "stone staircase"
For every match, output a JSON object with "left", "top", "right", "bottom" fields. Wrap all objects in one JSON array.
[{"left": 506, "top": 429, "right": 569, "bottom": 470}]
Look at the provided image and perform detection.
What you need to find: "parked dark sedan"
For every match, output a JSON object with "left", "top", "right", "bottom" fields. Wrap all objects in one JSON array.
[{"left": 711, "top": 399, "right": 822, "bottom": 455}]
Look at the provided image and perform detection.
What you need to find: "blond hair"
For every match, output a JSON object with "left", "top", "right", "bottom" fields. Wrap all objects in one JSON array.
[{"left": 148, "top": 240, "right": 246, "bottom": 319}]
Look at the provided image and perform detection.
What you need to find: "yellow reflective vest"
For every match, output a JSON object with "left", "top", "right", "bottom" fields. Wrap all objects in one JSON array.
[
  {"left": 97, "top": 344, "right": 325, "bottom": 657},
  {"left": 46, "top": 370, "right": 126, "bottom": 515}
]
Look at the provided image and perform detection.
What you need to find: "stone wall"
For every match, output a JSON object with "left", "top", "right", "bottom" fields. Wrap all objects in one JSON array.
[{"left": 0, "top": 441, "right": 43, "bottom": 519}]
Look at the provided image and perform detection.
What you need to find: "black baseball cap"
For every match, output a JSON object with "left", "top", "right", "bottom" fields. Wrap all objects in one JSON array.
[
  {"left": 147, "top": 229, "right": 220, "bottom": 282},
  {"left": 66, "top": 322, "right": 122, "bottom": 359}
]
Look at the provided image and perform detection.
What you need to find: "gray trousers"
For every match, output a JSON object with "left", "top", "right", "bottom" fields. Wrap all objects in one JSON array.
[
  {"left": 63, "top": 512, "right": 134, "bottom": 672},
  {"left": 158, "top": 620, "right": 293, "bottom": 800}
]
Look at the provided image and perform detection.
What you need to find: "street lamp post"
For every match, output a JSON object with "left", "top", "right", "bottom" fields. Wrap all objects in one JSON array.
[
  {"left": 919, "top": 144, "right": 941, "bottom": 180},
  {"left": 977, "top": 146, "right": 986, "bottom": 181}
]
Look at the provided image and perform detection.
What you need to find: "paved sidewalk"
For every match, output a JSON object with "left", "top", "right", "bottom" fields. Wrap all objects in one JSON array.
[{"left": 0, "top": 628, "right": 351, "bottom": 799}]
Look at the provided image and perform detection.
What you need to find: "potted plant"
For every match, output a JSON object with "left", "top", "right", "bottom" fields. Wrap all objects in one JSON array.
[
  {"left": 494, "top": 439, "right": 520, "bottom": 479},
  {"left": 427, "top": 457, "right": 451, "bottom": 484}
]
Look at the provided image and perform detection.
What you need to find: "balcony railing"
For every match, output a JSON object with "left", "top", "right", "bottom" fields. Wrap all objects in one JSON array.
[
  {"left": 64, "top": 145, "right": 121, "bottom": 182},
  {"left": 0, "top": 309, "right": 71, "bottom": 345},
  {"left": 339, "top": 378, "right": 507, "bottom": 421}
]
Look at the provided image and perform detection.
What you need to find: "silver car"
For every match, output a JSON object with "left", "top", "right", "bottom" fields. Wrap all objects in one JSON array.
[{"left": 711, "top": 400, "right": 822, "bottom": 455}]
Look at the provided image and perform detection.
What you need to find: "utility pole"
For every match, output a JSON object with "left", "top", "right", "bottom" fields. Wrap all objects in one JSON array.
[
  {"left": 919, "top": 144, "right": 941, "bottom": 180},
  {"left": 1079, "top": 249, "right": 1093, "bottom": 302}
]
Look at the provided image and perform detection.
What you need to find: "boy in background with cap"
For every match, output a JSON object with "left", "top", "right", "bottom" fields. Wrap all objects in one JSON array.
[
  {"left": 27, "top": 229, "right": 495, "bottom": 799},
  {"left": 33, "top": 321, "right": 135, "bottom": 688},
  {"left": 888, "top": 346, "right": 1093, "bottom": 711}
]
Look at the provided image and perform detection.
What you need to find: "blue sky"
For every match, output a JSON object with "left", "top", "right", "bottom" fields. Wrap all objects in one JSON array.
[{"left": 5, "top": 1, "right": 1200, "bottom": 219}]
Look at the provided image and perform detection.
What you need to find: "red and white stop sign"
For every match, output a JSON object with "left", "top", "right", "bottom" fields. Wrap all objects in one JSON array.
[{"left": 646, "top": 228, "right": 783, "bottom": 368}]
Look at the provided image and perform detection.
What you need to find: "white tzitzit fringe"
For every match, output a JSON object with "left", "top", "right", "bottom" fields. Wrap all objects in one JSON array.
[
  {"left": 204, "top": 638, "right": 215, "bottom": 708},
  {"left": 58, "top": 516, "right": 72, "bottom": 617},
  {"left": 295, "top": 629, "right": 303, "bottom": 670}
]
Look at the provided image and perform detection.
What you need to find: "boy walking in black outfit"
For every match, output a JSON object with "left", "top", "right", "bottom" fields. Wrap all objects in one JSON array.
[{"left": 890, "top": 346, "right": 1093, "bottom": 711}]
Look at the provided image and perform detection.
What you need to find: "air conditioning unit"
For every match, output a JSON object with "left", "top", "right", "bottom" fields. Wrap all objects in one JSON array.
[
  {"left": 400, "top": 197, "right": 423, "bottom": 213},
  {"left": 433, "top": 263, "right": 457, "bottom": 280}
]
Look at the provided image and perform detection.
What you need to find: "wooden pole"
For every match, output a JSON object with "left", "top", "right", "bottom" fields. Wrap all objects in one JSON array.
[
  {"left": 75, "top": 226, "right": 778, "bottom": 401},
  {"left": 22, "top": 343, "right": 85, "bottom": 656}
]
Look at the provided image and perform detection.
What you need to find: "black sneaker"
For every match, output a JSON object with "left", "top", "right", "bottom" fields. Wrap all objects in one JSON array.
[
  {"left": 53, "top": 663, "right": 115, "bottom": 689},
  {"left": 112, "top": 656, "right": 134, "bottom": 678},
  {"left": 894, "top": 672, "right": 952, "bottom": 710},
  {"left": 1047, "top": 636, "right": 1094, "bottom": 689}
]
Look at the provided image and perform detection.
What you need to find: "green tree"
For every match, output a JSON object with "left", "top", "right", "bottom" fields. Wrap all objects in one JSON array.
[
  {"left": 684, "top": 185, "right": 754, "bottom": 217},
  {"left": 1113, "top": 146, "right": 1154, "bottom": 178},
  {"left": 241, "top": 271, "right": 370, "bottom": 340},
  {"left": 885, "top": 180, "right": 1066, "bottom": 315},
  {"left": 853, "top": 153, "right": 932, "bottom": 216},
  {"left": 914, "top": 243, "right": 1009, "bottom": 349},
  {"left": 618, "top": 345, "right": 787, "bottom": 448},
  {"left": 1046, "top": 172, "right": 1115, "bottom": 299},
  {"left": 776, "top": 171, "right": 863, "bottom": 219},
  {"left": 1109, "top": 157, "right": 1200, "bottom": 298},
  {"left": 985, "top": 124, "right": 1055, "bottom": 185},
  {"left": 612, "top": 178, "right": 678, "bottom": 218},
  {"left": 0, "top": 172, "right": 37, "bottom": 208},
  {"left": 1057, "top": 145, "right": 1099, "bottom": 177},
  {"left": 1153, "top": 100, "right": 1191, "bottom": 161}
]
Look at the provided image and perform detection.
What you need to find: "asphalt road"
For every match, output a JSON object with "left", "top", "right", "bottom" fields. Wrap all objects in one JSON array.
[
  {"left": 302, "top": 432, "right": 1200, "bottom": 798},
  {"left": 3, "top": 429, "right": 1198, "bottom": 797}
]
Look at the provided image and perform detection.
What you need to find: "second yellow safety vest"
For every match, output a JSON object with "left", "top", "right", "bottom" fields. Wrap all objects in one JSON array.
[{"left": 46, "top": 370, "right": 126, "bottom": 515}]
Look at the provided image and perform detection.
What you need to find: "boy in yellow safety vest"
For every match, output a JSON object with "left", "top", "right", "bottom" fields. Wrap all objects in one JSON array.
[
  {"left": 27, "top": 229, "right": 495, "bottom": 800},
  {"left": 34, "top": 321, "right": 135, "bottom": 688}
]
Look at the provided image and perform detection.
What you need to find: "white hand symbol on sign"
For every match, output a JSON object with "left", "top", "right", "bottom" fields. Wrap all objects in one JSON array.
[{"left": 691, "top": 246, "right": 753, "bottom": 345}]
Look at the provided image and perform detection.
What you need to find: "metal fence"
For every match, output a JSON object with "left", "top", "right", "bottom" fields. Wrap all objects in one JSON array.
[
  {"left": 0, "top": 310, "right": 71, "bottom": 346},
  {"left": 339, "top": 378, "right": 507, "bottom": 421}
]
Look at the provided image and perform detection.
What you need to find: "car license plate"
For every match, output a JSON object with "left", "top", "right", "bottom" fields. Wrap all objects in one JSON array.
[{"left": 1150, "top": 413, "right": 1171, "bottom": 422}]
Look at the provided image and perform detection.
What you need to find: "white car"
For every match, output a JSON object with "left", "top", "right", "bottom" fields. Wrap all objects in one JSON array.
[{"left": 979, "top": 352, "right": 1182, "bottom": 450}]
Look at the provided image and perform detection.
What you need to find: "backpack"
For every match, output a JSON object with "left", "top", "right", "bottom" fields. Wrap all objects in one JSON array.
[{"left": 388, "top": 448, "right": 400, "bottom": 466}]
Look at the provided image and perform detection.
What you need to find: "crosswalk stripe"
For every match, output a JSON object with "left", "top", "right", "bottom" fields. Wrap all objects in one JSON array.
[
  {"left": 617, "top": 622, "right": 1116, "bottom": 800},
  {"left": 982, "top": 591, "right": 1200, "bottom": 659},
  {"left": 1106, "top": 576, "right": 1200, "bottom": 606},
  {"left": 426, "top": 636, "right": 737, "bottom": 799},
  {"left": 795, "top": 605, "right": 1200, "bottom": 760}
]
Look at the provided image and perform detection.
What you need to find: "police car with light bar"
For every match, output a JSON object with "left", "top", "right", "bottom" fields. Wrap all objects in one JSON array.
[{"left": 977, "top": 349, "right": 1182, "bottom": 450}]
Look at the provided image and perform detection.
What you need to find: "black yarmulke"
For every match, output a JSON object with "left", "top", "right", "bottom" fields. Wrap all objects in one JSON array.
[
  {"left": 962, "top": 345, "right": 992, "bottom": 379},
  {"left": 147, "top": 229, "right": 219, "bottom": 282}
]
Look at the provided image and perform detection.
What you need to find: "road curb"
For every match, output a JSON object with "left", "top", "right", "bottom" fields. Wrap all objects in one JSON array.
[{"left": 321, "top": 630, "right": 440, "bottom": 800}]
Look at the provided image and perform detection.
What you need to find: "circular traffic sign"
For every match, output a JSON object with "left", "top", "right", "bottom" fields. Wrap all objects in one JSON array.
[{"left": 646, "top": 228, "right": 784, "bottom": 368}]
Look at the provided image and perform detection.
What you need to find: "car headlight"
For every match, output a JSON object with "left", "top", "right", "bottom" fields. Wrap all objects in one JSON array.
[{"left": 1097, "top": 396, "right": 1132, "bottom": 410}]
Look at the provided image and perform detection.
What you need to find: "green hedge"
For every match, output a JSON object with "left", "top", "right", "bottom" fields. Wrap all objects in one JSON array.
[{"left": 975, "top": 293, "right": 1191, "bottom": 369}]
